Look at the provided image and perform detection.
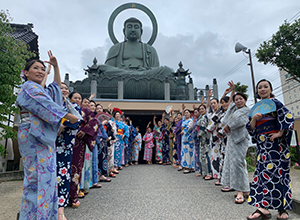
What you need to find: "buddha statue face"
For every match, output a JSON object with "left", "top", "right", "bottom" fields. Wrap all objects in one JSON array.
[{"left": 123, "top": 17, "right": 143, "bottom": 42}]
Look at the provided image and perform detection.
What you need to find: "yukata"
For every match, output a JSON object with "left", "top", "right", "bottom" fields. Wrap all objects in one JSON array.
[
  {"left": 193, "top": 116, "right": 202, "bottom": 174},
  {"left": 69, "top": 108, "right": 98, "bottom": 202},
  {"left": 107, "top": 120, "right": 116, "bottom": 171},
  {"left": 113, "top": 119, "right": 129, "bottom": 168},
  {"left": 207, "top": 107, "right": 226, "bottom": 179},
  {"left": 80, "top": 146, "right": 93, "bottom": 190},
  {"left": 125, "top": 125, "right": 136, "bottom": 164},
  {"left": 220, "top": 102, "right": 250, "bottom": 192},
  {"left": 154, "top": 125, "right": 163, "bottom": 162},
  {"left": 197, "top": 114, "right": 212, "bottom": 176},
  {"left": 181, "top": 118, "right": 195, "bottom": 169},
  {"left": 174, "top": 120, "right": 182, "bottom": 165},
  {"left": 143, "top": 132, "right": 154, "bottom": 161},
  {"left": 131, "top": 133, "right": 142, "bottom": 162},
  {"left": 247, "top": 98, "right": 294, "bottom": 211},
  {"left": 17, "top": 81, "right": 68, "bottom": 219},
  {"left": 167, "top": 122, "right": 175, "bottom": 162},
  {"left": 56, "top": 101, "right": 81, "bottom": 208},
  {"left": 161, "top": 123, "right": 170, "bottom": 163},
  {"left": 97, "top": 123, "right": 109, "bottom": 176}
]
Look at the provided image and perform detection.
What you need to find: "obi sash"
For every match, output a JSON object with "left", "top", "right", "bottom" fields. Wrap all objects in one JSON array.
[
  {"left": 117, "top": 128, "right": 124, "bottom": 135},
  {"left": 256, "top": 115, "right": 278, "bottom": 135}
]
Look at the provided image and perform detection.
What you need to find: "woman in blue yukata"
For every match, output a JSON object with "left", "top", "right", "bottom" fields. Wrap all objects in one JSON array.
[{"left": 17, "top": 51, "right": 78, "bottom": 220}]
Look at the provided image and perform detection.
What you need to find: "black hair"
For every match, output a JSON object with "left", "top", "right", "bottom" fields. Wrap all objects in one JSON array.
[
  {"left": 24, "top": 60, "right": 46, "bottom": 81},
  {"left": 211, "top": 98, "right": 219, "bottom": 103},
  {"left": 255, "top": 79, "right": 275, "bottom": 99},
  {"left": 82, "top": 98, "right": 90, "bottom": 104},
  {"left": 184, "top": 109, "right": 191, "bottom": 113},
  {"left": 177, "top": 112, "right": 182, "bottom": 116},
  {"left": 113, "top": 111, "right": 121, "bottom": 117},
  {"left": 199, "top": 104, "right": 206, "bottom": 109},
  {"left": 125, "top": 119, "right": 130, "bottom": 125},
  {"left": 61, "top": 82, "right": 68, "bottom": 88},
  {"left": 194, "top": 108, "right": 200, "bottom": 112},
  {"left": 233, "top": 92, "right": 248, "bottom": 102},
  {"left": 68, "top": 91, "right": 82, "bottom": 100},
  {"left": 90, "top": 100, "right": 96, "bottom": 105},
  {"left": 220, "top": 96, "right": 229, "bottom": 103},
  {"left": 136, "top": 126, "right": 140, "bottom": 130}
]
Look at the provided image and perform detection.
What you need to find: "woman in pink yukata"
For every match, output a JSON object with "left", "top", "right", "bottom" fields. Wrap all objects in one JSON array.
[
  {"left": 143, "top": 122, "right": 154, "bottom": 164},
  {"left": 17, "top": 51, "right": 78, "bottom": 220}
]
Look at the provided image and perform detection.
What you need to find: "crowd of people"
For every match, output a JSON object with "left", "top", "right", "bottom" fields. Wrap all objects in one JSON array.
[{"left": 16, "top": 53, "right": 294, "bottom": 220}]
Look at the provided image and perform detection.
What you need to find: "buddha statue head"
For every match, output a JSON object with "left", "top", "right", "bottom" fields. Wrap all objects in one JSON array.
[{"left": 123, "top": 17, "right": 143, "bottom": 42}]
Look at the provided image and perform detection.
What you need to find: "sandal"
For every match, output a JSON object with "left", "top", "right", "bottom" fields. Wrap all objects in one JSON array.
[
  {"left": 277, "top": 210, "right": 289, "bottom": 220},
  {"left": 112, "top": 170, "right": 119, "bottom": 174},
  {"left": 235, "top": 196, "right": 245, "bottom": 204},
  {"left": 204, "top": 175, "right": 214, "bottom": 180},
  {"left": 109, "top": 173, "right": 116, "bottom": 178},
  {"left": 99, "top": 178, "right": 111, "bottom": 182},
  {"left": 215, "top": 181, "right": 221, "bottom": 186},
  {"left": 78, "top": 191, "right": 85, "bottom": 198},
  {"left": 90, "top": 184, "right": 102, "bottom": 188},
  {"left": 195, "top": 173, "right": 202, "bottom": 177},
  {"left": 221, "top": 186, "right": 235, "bottom": 192},
  {"left": 234, "top": 192, "right": 250, "bottom": 198},
  {"left": 81, "top": 189, "right": 89, "bottom": 195},
  {"left": 177, "top": 167, "right": 183, "bottom": 171},
  {"left": 246, "top": 209, "right": 271, "bottom": 220},
  {"left": 183, "top": 170, "right": 191, "bottom": 174},
  {"left": 69, "top": 199, "right": 80, "bottom": 208}
]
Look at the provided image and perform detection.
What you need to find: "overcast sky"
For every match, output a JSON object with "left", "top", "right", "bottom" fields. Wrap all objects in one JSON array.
[{"left": 3, "top": 0, "right": 300, "bottom": 106}]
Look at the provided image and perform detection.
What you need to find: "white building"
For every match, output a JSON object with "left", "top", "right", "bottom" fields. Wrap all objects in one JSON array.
[{"left": 279, "top": 70, "right": 300, "bottom": 118}]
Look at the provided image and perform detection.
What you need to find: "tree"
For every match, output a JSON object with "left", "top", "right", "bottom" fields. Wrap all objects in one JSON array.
[
  {"left": 256, "top": 18, "right": 300, "bottom": 81},
  {"left": 235, "top": 82, "right": 248, "bottom": 98},
  {"left": 0, "top": 10, "right": 32, "bottom": 156}
]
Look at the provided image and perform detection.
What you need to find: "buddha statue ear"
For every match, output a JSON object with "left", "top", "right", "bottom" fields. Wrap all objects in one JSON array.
[{"left": 123, "top": 28, "right": 127, "bottom": 41}]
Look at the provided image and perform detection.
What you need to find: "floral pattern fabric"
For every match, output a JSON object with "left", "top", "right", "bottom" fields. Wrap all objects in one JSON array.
[
  {"left": 131, "top": 133, "right": 142, "bottom": 161},
  {"left": 143, "top": 132, "right": 154, "bottom": 161},
  {"left": 17, "top": 81, "right": 67, "bottom": 219}
]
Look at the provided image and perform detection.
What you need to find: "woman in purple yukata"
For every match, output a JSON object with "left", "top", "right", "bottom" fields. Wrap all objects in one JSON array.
[
  {"left": 56, "top": 84, "right": 81, "bottom": 219},
  {"left": 69, "top": 98, "right": 99, "bottom": 208},
  {"left": 17, "top": 51, "right": 78, "bottom": 220}
]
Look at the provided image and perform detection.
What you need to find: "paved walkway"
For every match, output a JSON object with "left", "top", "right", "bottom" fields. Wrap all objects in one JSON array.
[{"left": 1, "top": 165, "right": 300, "bottom": 220}]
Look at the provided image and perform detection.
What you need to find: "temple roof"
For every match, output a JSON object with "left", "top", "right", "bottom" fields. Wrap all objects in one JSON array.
[{"left": 9, "top": 23, "right": 39, "bottom": 59}]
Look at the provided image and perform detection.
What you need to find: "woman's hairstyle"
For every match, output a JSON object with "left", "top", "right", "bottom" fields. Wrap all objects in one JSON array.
[
  {"left": 199, "top": 104, "right": 206, "bottom": 109},
  {"left": 61, "top": 82, "right": 68, "bottom": 88},
  {"left": 255, "top": 79, "right": 275, "bottom": 99},
  {"left": 136, "top": 126, "right": 139, "bottom": 130},
  {"left": 125, "top": 119, "right": 130, "bottom": 125},
  {"left": 68, "top": 91, "right": 82, "bottom": 100},
  {"left": 177, "top": 112, "right": 182, "bottom": 116},
  {"left": 220, "top": 96, "right": 229, "bottom": 103},
  {"left": 113, "top": 111, "right": 121, "bottom": 117},
  {"left": 211, "top": 98, "right": 219, "bottom": 103},
  {"left": 233, "top": 92, "right": 248, "bottom": 102},
  {"left": 96, "top": 103, "right": 103, "bottom": 108},
  {"left": 184, "top": 109, "right": 191, "bottom": 113},
  {"left": 23, "top": 60, "right": 46, "bottom": 81},
  {"left": 82, "top": 97, "right": 90, "bottom": 104},
  {"left": 90, "top": 100, "right": 96, "bottom": 106}
]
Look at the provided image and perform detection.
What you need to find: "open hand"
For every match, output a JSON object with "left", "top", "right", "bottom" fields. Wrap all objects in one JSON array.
[{"left": 44, "top": 50, "right": 58, "bottom": 68}]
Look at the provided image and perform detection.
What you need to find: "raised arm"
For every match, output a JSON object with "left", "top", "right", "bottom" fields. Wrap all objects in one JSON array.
[
  {"left": 153, "top": 115, "right": 157, "bottom": 127},
  {"left": 206, "top": 89, "right": 213, "bottom": 109},
  {"left": 44, "top": 50, "right": 61, "bottom": 87},
  {"left": 88, "top": 92, "right": 96, "bottom": 100},
  {"left": 227, "top": 80, "right": 236, "bottom": 103}
]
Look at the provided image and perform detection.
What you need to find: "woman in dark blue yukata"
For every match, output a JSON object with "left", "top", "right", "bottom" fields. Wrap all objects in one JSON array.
[
  {"left": 56, "top": 84, "right": 81, "bottom": 219},
  {"left": 246, "top": 79, "right": 294, "bottom": 220}
]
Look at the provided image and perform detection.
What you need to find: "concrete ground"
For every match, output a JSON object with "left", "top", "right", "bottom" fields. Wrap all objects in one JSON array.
[{"left": 1, "top": 165, "right": 300, "bottom": 220}]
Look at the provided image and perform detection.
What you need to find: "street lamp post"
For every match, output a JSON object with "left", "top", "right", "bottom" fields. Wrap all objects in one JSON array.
[{"left": 235, "top": 42, "right": 257, "bottom": 103}]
